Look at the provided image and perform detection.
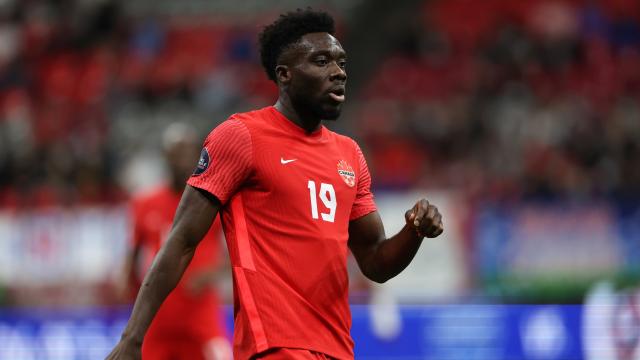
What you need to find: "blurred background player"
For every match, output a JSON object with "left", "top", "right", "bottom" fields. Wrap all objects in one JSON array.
[{"left": 122, "top": 122, "right": 231, "bottom": 360}]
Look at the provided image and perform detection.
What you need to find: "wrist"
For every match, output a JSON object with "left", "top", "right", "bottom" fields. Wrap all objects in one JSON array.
[{"left": 404, "top": 223, "right": 424, "bottom": 240}]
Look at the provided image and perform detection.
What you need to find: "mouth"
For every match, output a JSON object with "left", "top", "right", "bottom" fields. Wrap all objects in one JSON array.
[{"left": 327, "top": 86, "right": 346, "bottom": 103}]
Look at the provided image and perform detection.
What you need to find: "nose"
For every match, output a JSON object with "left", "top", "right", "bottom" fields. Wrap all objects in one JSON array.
[{"left": 329, "top": 62, "right": 347, "bottom": 82}]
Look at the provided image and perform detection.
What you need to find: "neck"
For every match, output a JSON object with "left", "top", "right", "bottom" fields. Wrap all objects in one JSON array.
[{"left": 274, "top": 92, "right": 322, "bottom": 133}]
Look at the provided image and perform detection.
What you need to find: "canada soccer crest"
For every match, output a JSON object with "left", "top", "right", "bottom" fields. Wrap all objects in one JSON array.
[{"left": 337, "top": 160, "right": 356, "bottom": 187}]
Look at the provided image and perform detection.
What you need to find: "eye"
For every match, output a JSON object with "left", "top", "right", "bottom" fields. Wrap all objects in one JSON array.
[
  {"left": 314, "top": 58, "right": 328, "bottom": 66},
  {"left": 338, "top": 60, "right": 347, "bottom": 69}
]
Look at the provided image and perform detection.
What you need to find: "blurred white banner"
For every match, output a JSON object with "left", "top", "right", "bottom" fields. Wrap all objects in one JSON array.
[{"left": 0, "top": 207, "right": 129, "bottom": 286}]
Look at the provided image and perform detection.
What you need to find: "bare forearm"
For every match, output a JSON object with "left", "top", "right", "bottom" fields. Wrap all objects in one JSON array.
[
  {"left": 120, "top": 236, "right": 196, "bottom": 343},
  {"left": 364, "top": 224, "right": 422, "bottom": 283},
  {"left": 349, "top": 201, "right": 443, "bottom": 284}
]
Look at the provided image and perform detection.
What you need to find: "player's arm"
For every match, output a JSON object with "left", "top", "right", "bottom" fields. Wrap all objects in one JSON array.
[
  {"left": 106, "top": 185, "right": 220, "bottom": 360},
  {"left": 348, "top": 199, "right": 443, "bottom": 283},
  {"left": 186, "top": 227, "right": 232, "bottom": 298}
]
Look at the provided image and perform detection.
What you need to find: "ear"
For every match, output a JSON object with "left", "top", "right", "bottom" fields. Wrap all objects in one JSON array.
[{"left": 275, "top": 65, "right": 291, "bottom": 84}]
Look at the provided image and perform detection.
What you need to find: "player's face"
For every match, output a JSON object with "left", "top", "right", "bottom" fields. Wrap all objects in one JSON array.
[
  {"left": 287, "top": 33, "right": 347, "bottom": 120},
  {"left": 166, "top": 139, "right": 200, "bottom": 183}
]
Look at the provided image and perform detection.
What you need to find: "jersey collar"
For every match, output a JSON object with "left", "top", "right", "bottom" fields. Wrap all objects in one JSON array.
[{"left": 269, "top": 106, "right": 326, "bottom": 140}]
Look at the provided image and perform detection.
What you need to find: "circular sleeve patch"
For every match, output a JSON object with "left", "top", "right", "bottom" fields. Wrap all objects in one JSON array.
[{"left": 193, "top": 148, "right": 210, "bottom": 176}]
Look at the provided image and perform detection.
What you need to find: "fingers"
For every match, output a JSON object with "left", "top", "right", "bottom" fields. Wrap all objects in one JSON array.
[
  {"left": 425, "top": 212, "right": 444, "bottom": 238},
  {"left": 412, "top": 199, "right": 428, "bottom": 227},
  {"left": 407, "top": 198, "right": 444, "bottom": 238},
  {"left": 405, "top": 209, "right": 414, "bottom": 223}
]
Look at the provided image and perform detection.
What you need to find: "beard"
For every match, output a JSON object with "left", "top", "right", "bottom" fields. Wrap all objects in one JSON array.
[
  {"left": 320, "top": 103, "right": 342, "bottom": 121},
  {"left": 290, "top": 91, "right": 342, "bottom": 121}
]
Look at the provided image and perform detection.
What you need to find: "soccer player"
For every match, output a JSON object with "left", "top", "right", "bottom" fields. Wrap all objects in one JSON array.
[
  {"left": 122, "top": 123, "right": 231, "bottom": 360},
  {"left": 107, "top": 9, "right": 444, "bottom": 360}
]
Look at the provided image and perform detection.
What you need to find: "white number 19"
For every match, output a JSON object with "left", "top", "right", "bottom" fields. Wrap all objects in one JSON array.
[{"left": 307, "top": 180, "right": 336, "bottom": 223}]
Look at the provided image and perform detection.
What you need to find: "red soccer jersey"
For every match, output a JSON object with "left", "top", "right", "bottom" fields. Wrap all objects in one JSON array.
[
  {"left": 131, "top": 185, "right": 226, "bottom": 342},
  {"left": 187, "top": 106, "right": 377, "bottom": 359}
]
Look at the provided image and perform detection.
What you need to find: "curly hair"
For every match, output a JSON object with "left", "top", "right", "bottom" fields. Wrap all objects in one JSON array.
[{"left": 259, "top": 9, "right": 336, "bottom": 82}]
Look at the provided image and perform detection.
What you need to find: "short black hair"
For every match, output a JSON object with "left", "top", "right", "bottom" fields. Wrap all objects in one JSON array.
[{"left": 259, "top": 8, "right": 336, "bottom": 82}]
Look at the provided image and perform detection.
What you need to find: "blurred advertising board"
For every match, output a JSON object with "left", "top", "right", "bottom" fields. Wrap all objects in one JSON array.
[
  {"left": 0, "top": 304, "right": 584, "bottom": 360},
  {"left": 473, "top": 202, "right": 640, "bottom": 301},
  {"left": 0, "top": 207, "right": 129, "bottom": 305},
  {"left": 583, "top": 281, "right": 640, "bottom": 360},
  {"left": 0, "top": 307, "right": 128, "bottom": 360},
  {"left": 0, "top": 207, "right": 129, "bottom": 286}
]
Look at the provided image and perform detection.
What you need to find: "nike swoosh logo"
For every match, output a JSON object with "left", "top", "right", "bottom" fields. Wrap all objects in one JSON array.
[{"left": 280, "top": 158, "right": 297, "bottom": 164}]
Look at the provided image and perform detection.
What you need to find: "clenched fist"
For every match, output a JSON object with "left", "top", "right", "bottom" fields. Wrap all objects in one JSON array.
[{"left": 405, "top": 199, "right": 444, "bottom": 238}]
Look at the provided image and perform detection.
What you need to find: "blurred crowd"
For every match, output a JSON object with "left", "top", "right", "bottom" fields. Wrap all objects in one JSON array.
[
  {"left": 0, "top": 0, "right": 277, "bottom": 208},
  {"left": 0, "top": 0, "right": 639, "bottom": 209},
  {"left": 358, "top": 0, "right": 640, "bottom": 200}
]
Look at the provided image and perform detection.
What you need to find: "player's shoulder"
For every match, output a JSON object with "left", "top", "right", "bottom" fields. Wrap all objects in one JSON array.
[
  {"left": 229, "top": 106, "right": 272, "bottom": 123},
  {"left": 205, "top": 107, "right": 270, "bottom": 139},
  {"left": 325, "top": 128, "right": 362, "bottom": 152},
  {"left": 225, "top": 106, "right": 273, "bottom": 130}
]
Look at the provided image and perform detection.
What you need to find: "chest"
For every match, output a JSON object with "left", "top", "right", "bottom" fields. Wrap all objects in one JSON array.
[{"left": 249, "top": 133, "right": 358, "bottom": 222}]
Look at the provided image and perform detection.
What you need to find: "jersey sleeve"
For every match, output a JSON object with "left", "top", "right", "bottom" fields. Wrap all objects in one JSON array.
[
  {"left": 187, "top": 119, "right": 253, "bottom": 205},
  {"left": 349, "top": 142, "right": 377, "bottom": 221}
]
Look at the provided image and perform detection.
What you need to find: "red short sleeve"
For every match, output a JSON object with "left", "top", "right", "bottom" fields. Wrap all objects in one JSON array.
[
  {"left": 349, "top": 143, "right": 377, "bottom": 221},
  {"left": 187, "top": 119, "right": 253, "bottom": 204}
]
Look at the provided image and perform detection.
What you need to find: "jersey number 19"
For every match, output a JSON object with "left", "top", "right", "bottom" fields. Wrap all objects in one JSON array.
[{"left": 307, "top": 180, "right": 336, "bottom": 223}]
